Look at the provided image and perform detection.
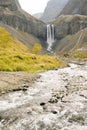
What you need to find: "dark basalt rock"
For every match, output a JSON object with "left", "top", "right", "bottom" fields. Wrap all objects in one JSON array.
[
  {"left": 40, "top": 102, "right": 46, "bottom": 106},
  {"left": 51, "top": 110, "right": 58, "bottom": 114}
]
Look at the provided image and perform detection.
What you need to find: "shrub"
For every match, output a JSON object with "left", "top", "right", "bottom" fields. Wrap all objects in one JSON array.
[{"left": 32, "top": 43, "right": 42, "bottom": 54}]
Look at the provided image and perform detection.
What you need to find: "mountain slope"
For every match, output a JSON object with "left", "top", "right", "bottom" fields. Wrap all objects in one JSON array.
[
  {"left": 54, "top": 15, "right": 87, "bottom": 40},
  {"left": 0, "top": 23, "right": 41, "bottom": 48},
  {"left": 60, "top": 0, "right": 87, "bottom": 16},
  {"left": 0, "top": 0, "right": 46, "bottom": 47},
  {"left": 40, "top": 0, "right": 68, "bottom": 23},
  {"left": 33, "top": 13, "right": 43, "bottom": 19},
  {"left": 0, "top": 27, "right": 66, "bottom": 72},
  {"left": 55, "top": 27, "right": 87, "bottom": 58},
  {"left": 52, "top": 14, "right": 87, "bottom": 57}
]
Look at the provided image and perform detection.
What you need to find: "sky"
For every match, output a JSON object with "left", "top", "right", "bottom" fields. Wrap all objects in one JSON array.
[{"left": 18, "top": 0, "right": 49, "bottom": 15}]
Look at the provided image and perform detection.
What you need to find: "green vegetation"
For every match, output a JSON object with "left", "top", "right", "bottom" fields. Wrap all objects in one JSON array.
[{"left": 0, "top": 27, "right": 67, "bottom": 73}]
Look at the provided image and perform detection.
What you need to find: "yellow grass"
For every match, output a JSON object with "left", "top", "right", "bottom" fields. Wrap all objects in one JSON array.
[
  {"left": 0, "top": 27, "right": 67, "bottom": 73},
  {"left": 74, "top": 49, "right": 87, "bottom": 58}
]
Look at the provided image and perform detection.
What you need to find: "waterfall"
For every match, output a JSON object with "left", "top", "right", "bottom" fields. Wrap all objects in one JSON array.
[
  {"left": 47, "top": 24, "right": 55, "bottom": 51},
  {"left": 51, "top": 24, "right": 55, "bottom": 43}
]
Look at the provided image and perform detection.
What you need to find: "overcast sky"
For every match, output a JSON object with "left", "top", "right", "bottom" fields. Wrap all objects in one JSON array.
[{"left": 18, "top": 0, "right": 49, "bottom": 15}]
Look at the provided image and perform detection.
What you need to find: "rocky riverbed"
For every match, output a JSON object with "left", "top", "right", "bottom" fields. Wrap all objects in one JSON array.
[{"left": 0, "top": 61, "right": 87, "bottom": 130}]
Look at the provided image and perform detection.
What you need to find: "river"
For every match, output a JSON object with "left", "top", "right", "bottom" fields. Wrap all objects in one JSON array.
[{"left": 0, "top": 62, "right": 87, "bottom": 130}]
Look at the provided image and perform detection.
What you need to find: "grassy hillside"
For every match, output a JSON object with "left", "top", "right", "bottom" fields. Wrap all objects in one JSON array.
[
  {"left": 0, "top": 27, "right": 66, "bottom": 73},
  {"left": 55, "top": 27, "right": 87, "bottom": 58}
]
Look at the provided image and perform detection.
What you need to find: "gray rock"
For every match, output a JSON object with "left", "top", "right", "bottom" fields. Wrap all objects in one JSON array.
[
  {"left": 54, "top": 15, "right": 87, "bottom": 40},
  {"left": 0, "top": 0, "right": 47, "bottom": 45},
  {"left": 60, "top": 0, "right": 87, "bottom": 16},
  {"left": 40, "top": 0, "right": 69, "bottom": 23}
]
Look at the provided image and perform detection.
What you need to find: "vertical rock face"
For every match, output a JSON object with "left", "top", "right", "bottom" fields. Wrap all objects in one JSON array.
[
  {"left": 40, "top": 0, "right": 69, "bottom": 23},
  {"left": 51, "top": 14, "right": 87, "bottom": 53},
  {"left": 0, "top": 0, "right": 46, "bottom": 42},
  {"left": 53, "top": 0, "right": 87, "bottom": 46},
  {"left": 60, "top": 0, "right": 87, "bottom": 16},
  {"left": 54, "top": 15, "right": 87, "bottom": 40}
]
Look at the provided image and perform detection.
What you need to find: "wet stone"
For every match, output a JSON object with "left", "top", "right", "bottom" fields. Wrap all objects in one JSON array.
[
  {"left": 48, "top": 97, "right": 58, "bottom": 104},
  {"left": 22, "top": 88, "right": 28, "bottom": 92},
  {"left": 40, "top": 102, "right": 46, "bottom": 106},
  {"left": 51, "top": 110, "right": 58, "bottom": 114}
]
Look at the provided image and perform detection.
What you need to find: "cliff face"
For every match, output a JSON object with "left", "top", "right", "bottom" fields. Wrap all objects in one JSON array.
[
  {"left": 54, "top": 27, "right": 87, "bottom": 58},
  {"left": 60, "top": 0, "right": 87, "bottom": 16},
  {"left": 52, "top": 15, "right": 87, "bottom": 54},
  {"left": 54, "top": 15, "right": 87, "bottom": 40},
  {"left": 52, "top": 0, "right": 87, "bottom": 54},
  {"left": 0, "top": 0, "right": 47, "bottom": 47},
  {"left": 40, "top": 0, "right": 69, "bottom": 23}
]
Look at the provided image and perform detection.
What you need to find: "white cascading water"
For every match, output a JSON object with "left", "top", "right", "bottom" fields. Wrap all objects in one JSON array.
[{"left": 47, "top": 24, "right": 55, "bottom": 51}]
